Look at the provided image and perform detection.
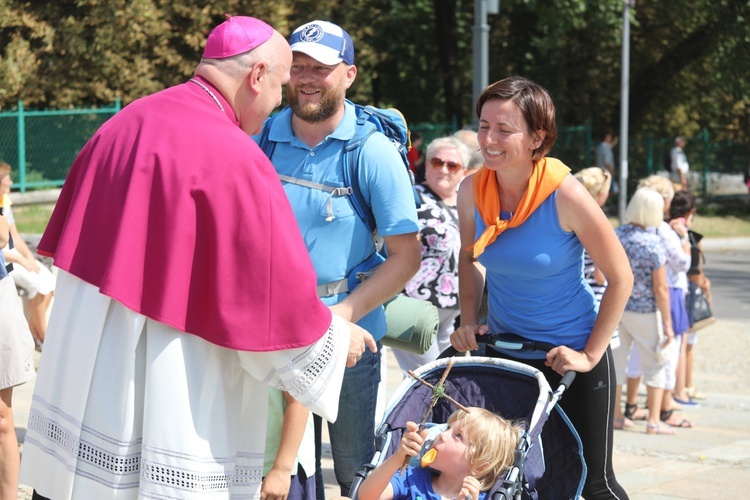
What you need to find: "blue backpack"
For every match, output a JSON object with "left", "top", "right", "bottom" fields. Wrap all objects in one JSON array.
[{"left": 256, "top": 100, "right": 420, "bottom": 235}]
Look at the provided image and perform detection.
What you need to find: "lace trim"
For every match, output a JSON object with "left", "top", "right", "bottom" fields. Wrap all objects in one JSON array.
[
  {"left": 141, "top": 462, "right": 232, "bottom": 491},
  {"left": 27, "top": 408, "right": 262, "bottom": 492},
  {"left": 280, "top": 321, "right": 337, "bottom": 399}
]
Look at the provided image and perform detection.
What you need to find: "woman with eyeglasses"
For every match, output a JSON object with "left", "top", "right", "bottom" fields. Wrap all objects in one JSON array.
[
  {"left": 449, "top": 77, "right": 633, "bottom": 499},
  {"left": 393, "top": 136, "right": 472, "bottom": 374}
]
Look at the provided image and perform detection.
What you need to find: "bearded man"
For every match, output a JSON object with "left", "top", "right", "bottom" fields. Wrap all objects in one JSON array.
[{"left": 254, "top": 20, "right": 421, "bottom": 498}]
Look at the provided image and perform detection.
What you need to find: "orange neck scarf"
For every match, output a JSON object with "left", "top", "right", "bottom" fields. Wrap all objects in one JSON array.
[{"left": 471, "top": 157, "right": 570, "bottom": 258}]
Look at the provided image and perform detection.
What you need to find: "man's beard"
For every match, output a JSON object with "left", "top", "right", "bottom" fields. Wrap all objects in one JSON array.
[{"left": 287, "top": 85, "right": 342, "bottom": 123}]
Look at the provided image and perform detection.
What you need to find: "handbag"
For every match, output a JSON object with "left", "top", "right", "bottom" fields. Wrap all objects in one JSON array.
[
  {"left": 692, "top": 286, "right": 715, "bottom": 330},
  {"left": 381, "top": 295, "right": 439, "bottom": 354},
  {"left": 687, "top": 229, "right": 704, "bottom": 276}
]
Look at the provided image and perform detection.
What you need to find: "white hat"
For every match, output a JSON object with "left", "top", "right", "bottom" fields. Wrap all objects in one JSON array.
[{"left": 289, "top": 20, "right": 355, "bottom": 65}]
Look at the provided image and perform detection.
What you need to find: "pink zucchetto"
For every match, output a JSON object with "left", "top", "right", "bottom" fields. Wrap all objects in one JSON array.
[{"left": 202, "top": 15, "right": 274, "bottom": 59}]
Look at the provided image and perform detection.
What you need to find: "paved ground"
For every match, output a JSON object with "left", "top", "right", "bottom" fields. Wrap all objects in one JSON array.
[{"left": 13, "top": 247, "right": 750, "bottom": 499}]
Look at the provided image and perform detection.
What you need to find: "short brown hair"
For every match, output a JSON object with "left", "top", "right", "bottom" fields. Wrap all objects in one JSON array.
[{"left": 476, "top": 76, "right": 557, "bottom": 161}]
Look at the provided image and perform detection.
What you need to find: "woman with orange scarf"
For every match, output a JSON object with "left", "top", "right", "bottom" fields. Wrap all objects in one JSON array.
[{"left": 450, "top": 77, "right": 633, "bottom": 499}]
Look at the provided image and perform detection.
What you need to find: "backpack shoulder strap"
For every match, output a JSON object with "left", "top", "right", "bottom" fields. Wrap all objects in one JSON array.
[
  {"left": 343, "top": 113, "right": 379, "bottom": 234},
  {"left": 257, "top": 114, "right": 278, "bottom": 159}
]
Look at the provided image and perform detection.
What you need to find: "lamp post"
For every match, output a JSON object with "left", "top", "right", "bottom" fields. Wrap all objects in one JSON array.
[
  {"left": 619, "top": 0, "right": 635, "bottom": 223},
  {"left": 472, "top": 0, "right": 500, "bottom": 125}
]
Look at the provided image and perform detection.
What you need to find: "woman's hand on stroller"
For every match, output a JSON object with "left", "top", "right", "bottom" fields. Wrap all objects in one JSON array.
[
  {"left": 451, "top": 324, "right": 490, "bottom": 352},
  {"left": 459, "top": 475, "right": 481, "bottom": 500},
  {"left": 545, "top": 346, "right": 595, "bottom": 375}
]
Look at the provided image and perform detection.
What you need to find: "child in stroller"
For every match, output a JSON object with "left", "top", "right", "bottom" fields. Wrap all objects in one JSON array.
[
  {"left": 357, "top": 407, "right": 523, "bottom": 500},
  {"left": 348, "top": 353, "right": 586, "bottom": 500}
]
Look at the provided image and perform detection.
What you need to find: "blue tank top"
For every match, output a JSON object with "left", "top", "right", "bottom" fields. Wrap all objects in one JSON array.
[{"left": 475, "top": 191, "right": 596, "bottom": 356}]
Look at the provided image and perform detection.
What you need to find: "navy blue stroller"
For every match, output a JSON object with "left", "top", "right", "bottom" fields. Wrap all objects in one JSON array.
[{"left": 350, "top": 337, "right": 586, "bottom": 499}]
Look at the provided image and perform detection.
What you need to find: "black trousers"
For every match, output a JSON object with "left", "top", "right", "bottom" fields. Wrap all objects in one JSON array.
[{"left": 487, "top": 346, "right": 630, "bottom": 500}]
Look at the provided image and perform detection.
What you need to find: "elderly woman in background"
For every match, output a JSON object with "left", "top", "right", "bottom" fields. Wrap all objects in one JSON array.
[
  {"left": 1, "top": 187, "right": 35, "bottom": 498},
  {"left": 0, "top": 162, "right": 56, "bottom": 350},
  {"left": 621, "top": 175, "right": 694, "bottom": 429},
  {"left": 394, "top": 136, "right": 472, "bottom": 373},
  {"left": 613, "top": 187, "right": 676, "bottom": 435}
]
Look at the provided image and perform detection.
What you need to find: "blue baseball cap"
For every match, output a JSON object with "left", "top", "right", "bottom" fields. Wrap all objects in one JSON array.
[{"left": 289, "top": 20, "right": 355, "bottom": 66}]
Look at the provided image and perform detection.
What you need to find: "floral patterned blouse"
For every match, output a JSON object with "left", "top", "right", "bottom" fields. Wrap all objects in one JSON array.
[
  {"left": 403, "top": 184, "right": 460, "bottom": 309},
  {"left": 615, "top": 223, "right": 667, "bottom": 313}
]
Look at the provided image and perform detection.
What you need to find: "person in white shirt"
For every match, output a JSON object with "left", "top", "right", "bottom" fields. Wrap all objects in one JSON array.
[{"left": 670, "top": 136, "right": 690, "bottom": 188}]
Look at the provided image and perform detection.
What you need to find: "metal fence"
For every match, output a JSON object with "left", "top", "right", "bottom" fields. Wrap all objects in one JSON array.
[
  {"left": 621, "top": 130, "right": 750, "bottom": 198},
  {"left": 0, "top": 100, "right": 121, "bottom": 192},
  {"left": 411, "top": 119, "right": 458, "bottom": 145},
  {"left": 2, "top": 101, "right": 748, "bottom": 199},
  {"left": 547, "top": 123, "right": 750, "bottom": 199}
]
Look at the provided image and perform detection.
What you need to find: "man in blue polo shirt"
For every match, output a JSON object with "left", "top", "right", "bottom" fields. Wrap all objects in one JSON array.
[{"left": 256, "top": 20, "right": 420, "bottom": 498}]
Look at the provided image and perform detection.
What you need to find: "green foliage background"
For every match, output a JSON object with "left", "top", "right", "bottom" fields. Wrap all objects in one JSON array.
[{"left": 1, "top": 0, "right": 748, "bottom": 141}]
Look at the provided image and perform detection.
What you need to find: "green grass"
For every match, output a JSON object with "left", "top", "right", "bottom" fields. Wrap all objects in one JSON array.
[
  {"left": 690, "top": 214, "right": 750, "bottom": 238},
  {"left": 11, "top": 204, "right": 55, "bottom": 234},
  {"left": 13, "top": 201, "right": 750, "bottom": 238},
  {"left": 607, "top": 198, "right": 750, "bottom": 238}
]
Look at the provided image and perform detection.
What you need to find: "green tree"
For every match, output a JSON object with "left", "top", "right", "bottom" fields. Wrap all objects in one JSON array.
[{"left": 1, "top": 0, "right": 748, "bottom": 144}]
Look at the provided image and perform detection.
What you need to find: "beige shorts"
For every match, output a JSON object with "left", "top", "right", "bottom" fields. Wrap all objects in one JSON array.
[
  {"left": 0, "top": 275, "right": 35, "bottom": 390},
  {"left": 614, "top": 310, "right": 669, "bottom": 389}
]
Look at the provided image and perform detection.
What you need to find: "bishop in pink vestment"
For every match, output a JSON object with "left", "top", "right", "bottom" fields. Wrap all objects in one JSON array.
[{"left": 19, "top": 16, "right": 374, "bottom": 499}]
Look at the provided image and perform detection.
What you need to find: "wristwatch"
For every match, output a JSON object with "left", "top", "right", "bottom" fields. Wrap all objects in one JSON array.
[{"left": 0, "top": 206, "right": 4, "bottom": 216}]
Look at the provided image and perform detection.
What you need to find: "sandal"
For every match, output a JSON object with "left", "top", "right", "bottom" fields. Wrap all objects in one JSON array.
[
  {"left": 665, "top": 417, "right": 693, "bottom": 428},
  {"left": 686, "top": 387, "right": 706, "bottom": 400},
  {"left": 673, "top": 395, "right": 700, "bottom": 407},
  {"left": 613, "top": 417, "right": 635, "bottom": 430},
  {"left": 646, "top": 423, "right": 676, "bottom": 435},
  {"left": 661, "top": 410, "right": 693, "bottom": 428},
  {"left": 625, "top": 403, "right": 647, "bottom": 421}
]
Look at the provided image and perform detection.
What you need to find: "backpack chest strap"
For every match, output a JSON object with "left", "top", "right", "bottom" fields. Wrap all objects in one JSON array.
[
  {"left": 278, "top": 174, "right": 353, "bottom": 222},
  {"left": 316, "top": 278, "right": 349, "bottom": 298}
]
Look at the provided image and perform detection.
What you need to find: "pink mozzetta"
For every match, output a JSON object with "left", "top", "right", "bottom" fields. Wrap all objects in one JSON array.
[{"left": 38, "top": 77, "right": 332, "bottom": 351}]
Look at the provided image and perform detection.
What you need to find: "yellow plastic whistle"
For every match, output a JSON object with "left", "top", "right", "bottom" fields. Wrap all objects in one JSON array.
[{"left": 421, "top": 448, "right": 437, "bottom": 467}]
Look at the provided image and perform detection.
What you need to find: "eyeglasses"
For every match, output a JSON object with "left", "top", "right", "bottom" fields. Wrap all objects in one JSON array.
[{"left": 429, "top": 157, "right": 462, "bottom": 172}]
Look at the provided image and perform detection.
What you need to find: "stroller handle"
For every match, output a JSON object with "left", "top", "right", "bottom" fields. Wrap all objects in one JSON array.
[{"left": 439, "top": 332, "right": 577, "bottom": 392}]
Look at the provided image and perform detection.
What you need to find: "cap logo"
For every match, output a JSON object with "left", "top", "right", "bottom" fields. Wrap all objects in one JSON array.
[
  {"left": 300, "top": 24, "right": 325, "bottom": 43},
  {"left": 289, "top": 20, "right": 355, "bottom": 65}
]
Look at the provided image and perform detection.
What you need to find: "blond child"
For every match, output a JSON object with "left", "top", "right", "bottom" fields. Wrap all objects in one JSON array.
[{"left": 357, "top": 407, "right": 523, "bottom": 500}]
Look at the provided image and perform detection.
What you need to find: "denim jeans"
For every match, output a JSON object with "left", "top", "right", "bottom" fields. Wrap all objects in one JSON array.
[{"left": 314, "top": 341, "right": 381, "bottom": 498}]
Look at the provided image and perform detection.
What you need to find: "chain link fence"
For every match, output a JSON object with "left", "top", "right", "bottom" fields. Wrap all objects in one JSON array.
[
  {"left": 2, "top": 101, "right": 748, "bottom": 198},
  {"left": 0, "top": 100, "right": 121, "bottom": 191}
]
